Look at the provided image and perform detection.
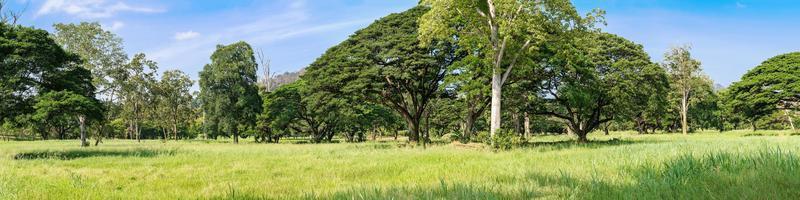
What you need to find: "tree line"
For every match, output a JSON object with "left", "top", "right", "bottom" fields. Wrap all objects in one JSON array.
[{"left": 1, "top": 1, "right": 798, "bottom": 147}]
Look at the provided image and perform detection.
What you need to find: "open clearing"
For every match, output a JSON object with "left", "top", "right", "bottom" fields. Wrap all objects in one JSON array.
[{"left": 2, "top": 131, "right": 800, "bottom": 199}]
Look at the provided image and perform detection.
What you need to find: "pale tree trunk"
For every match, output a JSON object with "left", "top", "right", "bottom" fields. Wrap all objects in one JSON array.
[
  {"left": 483, "top": 0, "right": 530, "bottom": 145},
  {"left": 173, "top": 123, "right": 178, "bottom": 140},
  {"left": 785, "top": 109, "right": 795, "bottom": 132},
  {"left": 512, "top": 113, "right": 521, "bottom": 135},
  {"left": 135, "top": 119, "right": 141, "bottom": 142},
  {"left": 490, "top": 72, "right": 502, "bottom": 145},
  {"left": 524, "top": 112, "right": 531, "bottom": 139},
  {"left": 681, "top": 90, "right": 689, "bottom": 135},
  {"left": 79, "top": 115, "right": 88, "bottom": 147}
]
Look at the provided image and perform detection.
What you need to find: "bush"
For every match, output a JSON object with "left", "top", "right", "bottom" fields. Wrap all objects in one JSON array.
[
  {"left": 440, "top": 132, "right": 461, "bottom": 143},
  {"left": 480, "top": 129, "right": 526, "bottom": 150}
]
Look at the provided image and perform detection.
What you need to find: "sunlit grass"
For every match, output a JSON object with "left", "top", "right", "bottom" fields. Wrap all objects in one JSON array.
[{"left": 1, "top": 130, "right": 799, "bottom": 199}]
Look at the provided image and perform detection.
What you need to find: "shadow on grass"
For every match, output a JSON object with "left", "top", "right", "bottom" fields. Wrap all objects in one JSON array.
[
  {"left": 743, "top": 132, "right": 800, "bottom": 137},
  {"left": 13, "top": 148, "right": 178, "bottom": 160},
  {"left": 210, "top": 148, "right": 800, "bottom": 199},
  {"left": 211, "top": 180, "right": 543, "bottom": 200},
  {"left": 520, "top": 138, "right": 658, "bottom": 152}
]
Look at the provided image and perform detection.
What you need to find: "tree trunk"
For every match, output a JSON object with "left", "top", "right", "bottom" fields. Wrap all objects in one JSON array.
[
  {"left": 635, "top": 116, "right": 646, "bottom": 134},
  {"left": 575, "top": 128, "right": 589, "bottom": 143},
  {"left": 233, "top": 127, "right": 239, "bottom": 144},
  {"left": 463, "top": 113, "right": 476, "bottom": 143},
  {"left": 173, "top": 123, "right": 178, "bottom": 141},
  {"left": 136, "top": 120, "right": 141, "bottom": 142},
  {"left": 524, "top": 112, "right": 531, "bottom": 139},
  {"left": 405, "top": 117, "right": 421, "bottom": 143},
  {"left": 78, "top": 115, "right": 88, "bottom": 147},
  {"left": 681, "top": 91, "right": 689, "bottom": 135},
  {"left": 785, "top": 109, "right": 795, "bottom": 132},
  {"left": 490, "top": 71, "right": 503, "bottom": 145}
]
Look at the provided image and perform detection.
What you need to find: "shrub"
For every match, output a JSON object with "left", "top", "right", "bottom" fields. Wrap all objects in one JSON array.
[{"left": 482, "top": 129, "right": 526, "bottom": 150}]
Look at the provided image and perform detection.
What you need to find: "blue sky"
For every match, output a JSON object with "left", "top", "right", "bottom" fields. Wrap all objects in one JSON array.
[{"left": 7, "top": 0, "right": 800, "bottom": 86}]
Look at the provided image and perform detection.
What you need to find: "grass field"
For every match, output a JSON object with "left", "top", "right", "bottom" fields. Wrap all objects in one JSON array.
[{"left": 2, "top": 130, "right": 800, "bottom": 199}]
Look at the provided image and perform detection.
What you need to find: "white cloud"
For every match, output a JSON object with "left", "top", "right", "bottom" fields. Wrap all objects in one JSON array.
[
  {"left": 107, "top": 21, "right": 125, "bottom": 31},
  {"left": 174, "top": 31, "right": 200, "bottom": 41},
  {"left": 36, "top": 0, "right": 164, "bottom": 18},
  {"left": 736, "top": 2, "right": 747, "bottom": 9}
]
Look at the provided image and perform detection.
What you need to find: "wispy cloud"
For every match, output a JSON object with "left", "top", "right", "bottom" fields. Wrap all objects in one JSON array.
[
  {"left": 36, "top": 0, "right": 164, "bottom": 18},
  {"left": 107, "top": 21, "right": 124, "bottom": 31},
  {"left": 149, "top": 1, "right": 314, "bottom": 60},
  {"left": 174, "top": 31, "right": 200, "bottom": 41},
  {"left": 736, "top": 2, "right": 747, "bottom": 9}
]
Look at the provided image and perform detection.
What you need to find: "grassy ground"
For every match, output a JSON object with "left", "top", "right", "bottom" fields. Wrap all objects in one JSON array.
[{"left": 2, "top": 130, "right": 800, "bottom": 199}]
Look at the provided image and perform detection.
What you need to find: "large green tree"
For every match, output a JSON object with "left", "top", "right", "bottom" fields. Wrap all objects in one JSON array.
[
  {"left": 726, "top": 52, "right": 800, "bottom": 131},
  {"left": 52, "top": 22, "right": 129, "bottom": 141},
  {"left": 260, "top": 81, "right": 338, "bottom": 143},
  {"left": 419, "top": 0, "right": 597, "bottom": 142},
  {"left": 52, "top": 22, "right": 128, "bottom": 97},
  {"left": 529, "top": 32, "right": 667, "bottom": 142},
  {"left": 302, "top": 6, "right": 459, "bottom": 143},
  {"left": 1, "top": 23, "right": 85, "bottom": 122},
  {"left": 199, "top": 42, "right": 262, "bottom": 144}
]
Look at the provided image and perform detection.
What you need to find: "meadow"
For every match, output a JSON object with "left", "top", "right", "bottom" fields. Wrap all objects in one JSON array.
[{"left": 2, "top": 131, "right": 800, "bottom": 199}]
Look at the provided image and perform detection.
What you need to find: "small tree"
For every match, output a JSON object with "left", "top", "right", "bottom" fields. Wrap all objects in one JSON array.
[
  {"left": 662, "top": 45, "right": 703, "bottom": 135},
  {"left": 156, "top": 70, "right": 194, "bottom": 140},
  {"left": 33, "top": 91, "right": 104, "bottom": 146}
]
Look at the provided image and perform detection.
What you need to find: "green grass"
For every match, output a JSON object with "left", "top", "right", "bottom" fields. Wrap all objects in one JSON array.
[{"left": 1, "top": 130, "right": 800, "bottom": 199}]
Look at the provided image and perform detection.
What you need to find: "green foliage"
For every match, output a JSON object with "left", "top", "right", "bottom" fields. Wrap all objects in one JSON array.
[
  {"left": 199, "top": 42, "right": 262, "bottom": 142},
  {"left": 726, "top": 52, "right": 800, "bottom": 129},
  {"left": 302, "top": 6, "right": 457, "bottom": 143},
  {"left": 529, "top": 32, "right": 667, "bottom": 141},
  {"left": 153, "top": 70, "right": 194, "bottom": 139},
  {"left": 52, "top": 22, "right": 128, "bottom": 97},
  {"left": 488, "top": 129, "right": 525, "bottom": 150},
  {"left": 0, "top": 23, "right": 83, "bottom": 121},
  {"left": 31, "top": 91, "right": 104, "bottom": 140}
]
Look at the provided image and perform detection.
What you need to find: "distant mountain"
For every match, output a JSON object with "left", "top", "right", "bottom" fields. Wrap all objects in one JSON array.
[
  {"left": 713, "top": 83, "right": 727, "bottom": 92},
  {"left": 260, "top": 68, "right": 305, "bottom": 91}
]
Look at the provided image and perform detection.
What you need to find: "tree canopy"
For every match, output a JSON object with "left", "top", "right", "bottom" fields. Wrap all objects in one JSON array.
[
  {"left": 726, "top": 52, "right": 800, "bottom": 130},
  {"left": 527, "top": 31, "right": 668, "bottom": 142},
  {"left": 199, "top": 41, "right": 262, "bottom": 143},
  {"left": 302, "top": 6, "right": 459, "bottom": 143}
]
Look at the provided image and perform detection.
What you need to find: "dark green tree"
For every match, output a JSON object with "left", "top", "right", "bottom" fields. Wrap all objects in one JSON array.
[
  {"left": 529, "top": 32, "right": 667, "bottom": 142},
  {"left": 726, "top": 52, "right": 800, "bottom": 131},
  {"left": 302, "top": 6, "right": 460, "bottom": 143},
  {"left": 199, "top": 41, "right": 262, "bottom": 144},
  {"left": 1, "top": 23, "right": 89, "bottom": 123}
]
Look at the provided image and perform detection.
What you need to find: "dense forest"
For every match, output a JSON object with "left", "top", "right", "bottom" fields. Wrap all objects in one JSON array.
[{"left": 1, "top": 1, "right": 798, "bottom": 148}]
